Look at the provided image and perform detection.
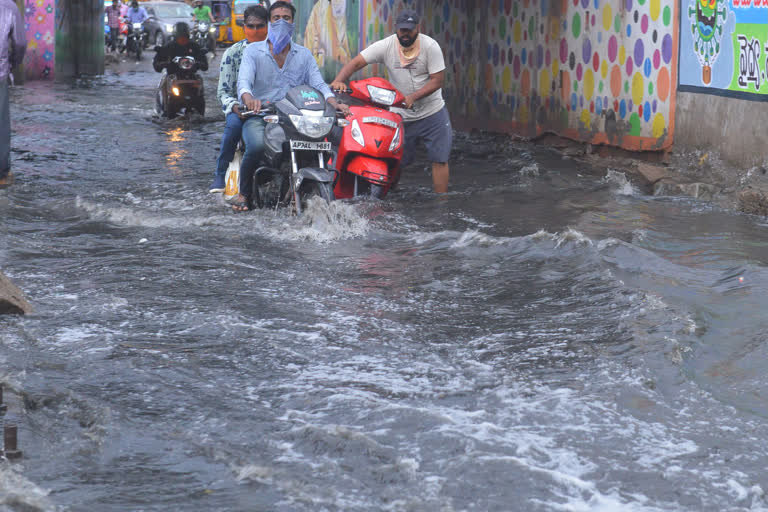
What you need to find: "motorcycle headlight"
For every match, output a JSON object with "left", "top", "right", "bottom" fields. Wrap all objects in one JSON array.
[
  {"left": 350, "top": 119, "right": 365, "bottom": 147},
  {"left": 199, "top": 22, "right": 208, "bottom": 30},
  {"left": 388, "top": 124, "right": 401, "bottom": 152},
  {"left": 366, "top": 85, "right": 396, "bottom": 106},
  {"left": 133, "top": 22, "right": 142, "bottom": 30},
  {"left": 178, "top": 57, "right": 194, "bottom": 70},
  {"left": 289, "top": 110, "right": 335, "bottom": 139}
]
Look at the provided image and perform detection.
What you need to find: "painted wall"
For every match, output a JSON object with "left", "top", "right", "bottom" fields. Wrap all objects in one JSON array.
[
  {"left": 675, "top": 0, "right": 768, "bottom": 167},
  {"left": 21, "top": 0, "right": 56, "bottom": 80},
  {"left": 293, "top": 0, "right": 677, "bottom": 151}
]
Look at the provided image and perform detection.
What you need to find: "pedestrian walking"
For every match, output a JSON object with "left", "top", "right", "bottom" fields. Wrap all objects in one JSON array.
[{"left": 1, "top": 0, "right": 26, "bottom": 187}]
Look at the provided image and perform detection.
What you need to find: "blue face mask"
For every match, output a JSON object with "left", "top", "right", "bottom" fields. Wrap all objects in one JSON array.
[{"left": 268, "top": 19, "right": 294, "bottom": 54}]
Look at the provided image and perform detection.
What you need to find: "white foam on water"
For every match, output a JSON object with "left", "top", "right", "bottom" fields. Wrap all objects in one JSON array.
[
  {"left": 260, "top": 197, "right": 370, "bottom": 243},
  {"left": 519, "top": 163, "right": 540, "bottom": 176},
  {"left": 0, "top": 463, "right": 57, "bottom": 512},
  {"left": 604, "top": 169, "right": 638, "bottom": 196}
]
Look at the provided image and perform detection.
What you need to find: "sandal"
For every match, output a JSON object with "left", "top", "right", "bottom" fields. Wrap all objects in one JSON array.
[{"left": 231, "top": 195, "right": 252, "bottom": 213}]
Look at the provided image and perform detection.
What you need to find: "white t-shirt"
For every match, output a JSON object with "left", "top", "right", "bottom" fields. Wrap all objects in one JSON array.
[{"left": 360, "top": 33, "right": 446, "bottom": 122}]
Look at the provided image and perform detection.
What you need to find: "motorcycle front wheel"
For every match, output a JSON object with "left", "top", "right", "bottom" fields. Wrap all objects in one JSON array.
[{"left": 296, "top": 180, "right": 335, "bottom": 214}]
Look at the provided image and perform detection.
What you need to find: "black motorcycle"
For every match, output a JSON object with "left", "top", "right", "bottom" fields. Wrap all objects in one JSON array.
[
  {"left": 192, "top": 21, "right": 216, "bottom": 57},
  {"left": 241, "top": 85, "right": 341, "bottom": 214},
  {"left": 155, "top": 55, "right": 205, "bottom": 118},
  {"left": 126, "top": 21, "right": 147, "bottom": 60}
]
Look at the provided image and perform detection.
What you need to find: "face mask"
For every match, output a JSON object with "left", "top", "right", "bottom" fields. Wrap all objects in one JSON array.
[{"left": 268, "top": 19, "right": 294, "bottom": 54}]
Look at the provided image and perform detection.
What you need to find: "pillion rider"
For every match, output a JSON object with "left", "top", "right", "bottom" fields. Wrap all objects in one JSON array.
[{"left": 208, "top": 4, "right": 268, "bottom": 193}]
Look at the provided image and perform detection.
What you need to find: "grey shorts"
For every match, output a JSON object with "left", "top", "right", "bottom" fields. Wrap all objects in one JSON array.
[{"left": 401, "top": 106, "right": 453, "bottom": 167}]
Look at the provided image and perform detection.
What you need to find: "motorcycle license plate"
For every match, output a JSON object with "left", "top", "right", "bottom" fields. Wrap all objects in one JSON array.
[{"left": 290, "top": 140, "right": 331, "bottom": 151}]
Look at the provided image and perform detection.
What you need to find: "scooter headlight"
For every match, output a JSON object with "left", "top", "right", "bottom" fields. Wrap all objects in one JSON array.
[
  {"left": 172, "top": 86, "right": 181, "bottom": 96},
  {"left": 165, "top": 24, "right": 174, "bottom": 33},
  {"left": 289, "top": 110, "right": 335, "bottom": 139},
  {"left": 388, "top": 124, "right": 401, "bottom": 152},
  {"left": 177, "top": 57, "right": 194, "bottom": 70},
  {"left": 366, "top": 85, "right": 396, "bottom": 106},
  {"left": 350, "top": 119, "right": 365, "bottom": 147},
  {"left": 132, "top": 22, "right": 142, "bottom": 30}
]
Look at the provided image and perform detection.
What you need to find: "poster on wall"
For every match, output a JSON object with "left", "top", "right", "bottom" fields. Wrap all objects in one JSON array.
[
  {"left": 291, "top": 0, "right": 361, "bottom": 80},
  {"left": 678, "top": 0, "right": 768, "bottom": 99}
]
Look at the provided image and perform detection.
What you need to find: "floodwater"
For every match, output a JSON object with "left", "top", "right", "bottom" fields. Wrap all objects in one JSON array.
[{"left": 2, "top": 54, "right": 768, "bottom": 512}]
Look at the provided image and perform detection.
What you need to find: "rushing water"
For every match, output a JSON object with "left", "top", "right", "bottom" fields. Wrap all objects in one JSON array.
[{"left": 3, "top": 56, "right": 768, "bottom": 511}]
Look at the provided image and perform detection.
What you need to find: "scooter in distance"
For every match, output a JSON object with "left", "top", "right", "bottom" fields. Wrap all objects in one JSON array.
[
  {"left": 155, "top": 54, "right": 205, "bottom": 118},
  {"left": 332, "top": 77, "right": 406, "bottom": 199},
  {"left": 228, "top": 85, "right": 347, "bottom": 215}
]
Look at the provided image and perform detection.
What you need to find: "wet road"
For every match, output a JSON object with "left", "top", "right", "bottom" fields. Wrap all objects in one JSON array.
[{"left": 3, "top": 52, "right": 768, "bottom": 511}]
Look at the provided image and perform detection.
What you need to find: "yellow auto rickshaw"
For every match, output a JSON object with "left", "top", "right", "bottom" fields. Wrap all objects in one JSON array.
[{"left": 217, "top": 0, "right": 269, "bottom": 45}]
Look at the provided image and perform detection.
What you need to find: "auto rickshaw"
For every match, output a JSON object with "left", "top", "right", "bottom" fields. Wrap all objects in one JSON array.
[{"left": 217, "top": 0, "right": 269, "bottom": 45}]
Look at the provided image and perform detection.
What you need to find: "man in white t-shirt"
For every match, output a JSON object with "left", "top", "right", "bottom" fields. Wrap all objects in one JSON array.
[{"left": 331, "top": 9, "right": 452, "bottom": 193}]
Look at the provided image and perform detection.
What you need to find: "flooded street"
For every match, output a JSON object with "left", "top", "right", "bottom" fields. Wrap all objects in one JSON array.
[{"left": 4, "top": 54, "right": 768, "bottom": 511}]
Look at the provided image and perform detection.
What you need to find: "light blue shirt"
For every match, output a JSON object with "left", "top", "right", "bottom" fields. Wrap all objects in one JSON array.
[
  {"left": 125, "top": 6, "right": 148, "bottom": 23},
  {"left": 237, "top": 41, "right": 334, "bottom": 104}
]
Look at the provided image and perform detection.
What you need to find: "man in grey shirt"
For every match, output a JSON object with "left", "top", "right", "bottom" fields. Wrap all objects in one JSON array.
[
  {"left": 0, "top": 0, "right": 25, "bottom": 187},
  {"left": 331, "top": 9, "right": 452, "bottom": 193}
]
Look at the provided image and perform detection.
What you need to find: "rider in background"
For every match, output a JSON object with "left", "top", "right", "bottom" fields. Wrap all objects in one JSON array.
[
  {"left": 192, "top": 0, "right": 214, "bottom": 23},
  {"left": 209, "top": 5, "right": 268, "bottom": 193},
  {"left": 153, "top": 22, "right": 208, "bottom": 74},
  {"left": 125, "top": 0, "right": 148, "bottom": 23}
]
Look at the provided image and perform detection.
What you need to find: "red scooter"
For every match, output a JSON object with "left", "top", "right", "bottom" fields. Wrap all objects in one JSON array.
[{"left": 333, "top": 77, "right": 406, "bottom": 199}]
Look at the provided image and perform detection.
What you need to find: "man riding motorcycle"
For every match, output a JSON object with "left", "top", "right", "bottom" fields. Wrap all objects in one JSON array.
[
  {"left": 153, "top": 22, "right": 209, "bottom": 116},
  {"left": 124, "top": 0, "right": 149, "bottom": 54},
  {"left": 153, "top": 22, "right": 209, "bottom": 75}
]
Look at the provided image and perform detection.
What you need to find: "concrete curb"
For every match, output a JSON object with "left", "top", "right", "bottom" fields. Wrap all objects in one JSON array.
[{"left": 0, "top": 272, "right": 32, "bottom": 315}]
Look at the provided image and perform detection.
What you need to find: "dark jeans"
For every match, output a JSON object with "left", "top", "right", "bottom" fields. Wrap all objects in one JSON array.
[
  {"left": 108, "top": 28, "right": 119, "bottom": 51},
  {"left": 1, "top": 80, "right": 9, "bottom": 178},
  {"left": 215, "top": 112, "right": 245, "bottom": 179},
  {"left": 239, "top": 116, "right": 266, "bottom": 199}
]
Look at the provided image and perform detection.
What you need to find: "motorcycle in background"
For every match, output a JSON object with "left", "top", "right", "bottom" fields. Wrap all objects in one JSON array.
[
  {"left": 332, "top": 77, "right": 406, "bottom": 199},
  {"left": 193, "top": 21, "right": 217, "bottom": 57},
  {"left": 155, "top": 55, "right": 205, "bottom": 118},
  {"left": 126, "top": 21, "right": 148, "bottom": 60}
]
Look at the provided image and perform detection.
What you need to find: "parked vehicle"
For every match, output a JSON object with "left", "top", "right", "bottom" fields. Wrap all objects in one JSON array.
[
  {"left": 230, "top": 85, "right": 342, "bottom": 214},
  {"left": 332, "top": 77, "right": 406, "bottom": 199},
  {"left": 142, "top": 1, "right": 195, "bottom": 47},
  {"left": 155, "top": 55, "right": 205, "bottom": 118},
  {"left": 217, "top": 0, "right": 269, "bottom": 46}
]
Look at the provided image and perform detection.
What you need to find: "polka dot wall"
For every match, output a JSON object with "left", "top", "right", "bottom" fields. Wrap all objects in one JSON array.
[{"left": 356, "top": 0, "right": 676, "bottom": 148}]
